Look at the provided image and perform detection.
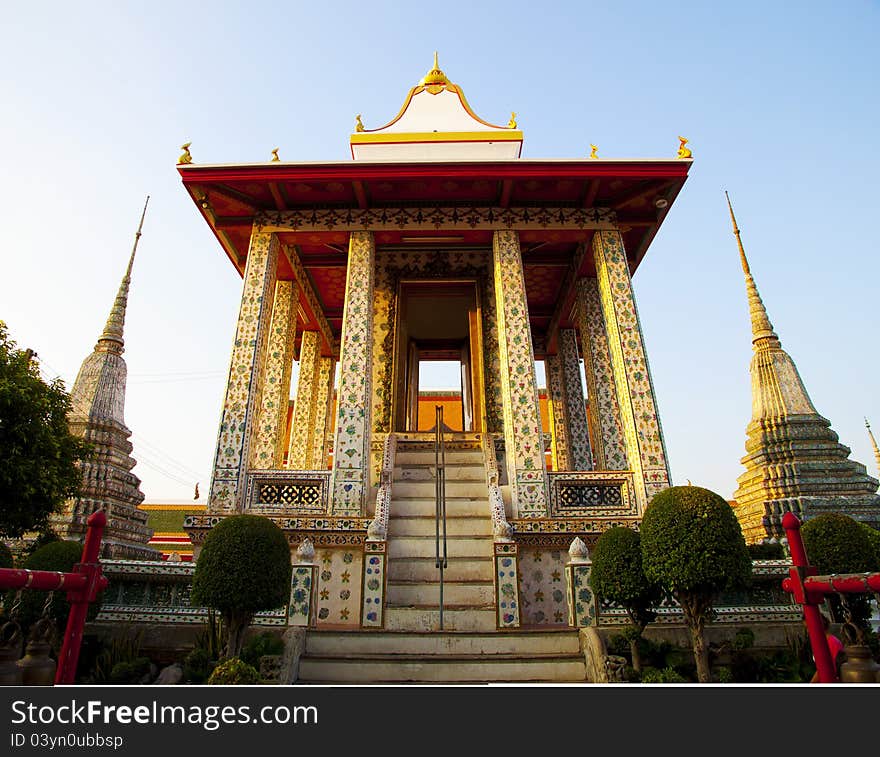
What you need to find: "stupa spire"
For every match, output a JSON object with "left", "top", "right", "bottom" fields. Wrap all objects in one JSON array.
[
  {"left": 866, "top": 418, "right": 880, "bottom": 476},
  {"left": 98, "top": 195, "right": 149, "bottom": 353},
  {"left": 726, "top": 192, "right": 778, "bottom": 348}
]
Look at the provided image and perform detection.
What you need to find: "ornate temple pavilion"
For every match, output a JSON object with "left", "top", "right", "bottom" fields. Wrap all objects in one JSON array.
[{"left": 178, "top": 56, "right": 691, "bottom": 660}]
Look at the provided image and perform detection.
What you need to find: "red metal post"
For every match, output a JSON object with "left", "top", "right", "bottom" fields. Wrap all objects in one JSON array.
[
  {"left": 55, "top": 509, "right": 108, "bottom": 685},
  {"left": 781, "top": 512, "right": 837, "bottom": 683}
]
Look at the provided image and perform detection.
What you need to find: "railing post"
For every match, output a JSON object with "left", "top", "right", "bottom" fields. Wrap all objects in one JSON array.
[
  {"left": 781, "top": 512, "right": 837, "bottom": 684},
  {"left": 56, "top": 509, "right": 107, "bottom": 685}
]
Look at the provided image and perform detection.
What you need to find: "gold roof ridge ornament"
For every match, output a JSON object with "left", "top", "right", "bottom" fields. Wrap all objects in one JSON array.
[
  {"left": 355, "top": 114, "right": 365, "bottom": 132},
  {"left": 726, "top": 191, "right": 779, "bottom": 349},
  {"left": 418, "top": 51, "right": 450, "bottom": 91},
  {"left": 177, "top": 142, "right": 192, "bottom": 165},
  {"left": 270, "top": 148, "right": 280, "bottom": 162},
  {"left": 677, "top": 136, "right": 692, "bottom": 159},
  {"left": 508, "top": 112, "right": 517, "bottom": 129},
  {"left": 590, "top": 144, "right": 599, "bottom": 159}
]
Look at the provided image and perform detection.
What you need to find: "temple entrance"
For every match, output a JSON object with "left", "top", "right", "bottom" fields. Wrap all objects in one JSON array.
[{"left": 392, "top": 280, "right": 485, "bottom": 433}]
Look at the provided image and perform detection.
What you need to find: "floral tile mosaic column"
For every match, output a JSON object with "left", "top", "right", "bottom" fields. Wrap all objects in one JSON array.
[
  {"left": 546, "top": 353, "right": 572, "bottom": 471},
  {"left": 310, "top": 357, "right": 335, "bottom": 470},
  {"left": 575, "top": 278, "right": 628, "bottom": 472},
  {"left": 331, "top": 231, "right": 375, "bottom": 515},
  {"left": 558, "top": 328, "right": 593, "bottom": 470},
  {"left": 492, "top": 230, "right": 548, "bottom": 516},
  {"left": 207, "top": 230, "right": 280, "bottom": 513},
  {"left": 252, "top": 280, "right": 299, "bottom": 470},
  {"left": 591, "top": 230, "right": 670, "bottom": 508},
  {"left": 287, "top": 330, "right": 321, "bottom": 469}
]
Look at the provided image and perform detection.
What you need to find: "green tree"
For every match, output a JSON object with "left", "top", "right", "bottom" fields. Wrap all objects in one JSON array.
[
  {"left": 589, "top": 526, "right": 661, "bottom": 673},
  {"left": 640, "top": 486, "right": 752, "bottom": 683},
  {"left": 0, "top": 321, "right": 88, "bottom": 538},
  {"left": 191, "top": 515, "right": 292, "bottom": 658},
  {"left": 801, "top": 513, "right": 879, "bottom": 635},
  {"left": 858, "top": 523, "right": 880, "bottom": 569}
]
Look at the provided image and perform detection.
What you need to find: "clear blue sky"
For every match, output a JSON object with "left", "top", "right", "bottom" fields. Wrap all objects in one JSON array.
[{"left": 2, "top": 1, "right": 878, "bottom": 502}]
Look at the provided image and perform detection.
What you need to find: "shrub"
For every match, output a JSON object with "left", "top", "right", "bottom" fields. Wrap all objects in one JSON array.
[
  {"left": 241, "top": 631, "right": 285, "bottom": 670},
  {"left": 88, "top": 628, "right": 144, "bottom": 684},
  {"left": 0, "top": 542, "right": 12, "bottom": 569},
  {"left": 191, "top": 515, "right": 291, "bottom": 657},
  {"left": 183, "top": 648, "right": 216, "bottom": 684},
  {"left": 207, "top": 657, "right": 260, "bottom": 685},
  {"left": 859, "top": 523, "right": 880, "bottom": 567},
  {"left": 109, "top": 657, "right": 151, "bottom": 685},
  {"left": 641, "top": 486, "right": 751, "bottom": 683},
  {"left": 713, "top": 666, "right": 734, "bottom": 683},
  {"left": 747, "top": 542, "right": 784, "bottom": 560},
  {"left": 639, "top": 666, "right": 687, "bottom": 683}
]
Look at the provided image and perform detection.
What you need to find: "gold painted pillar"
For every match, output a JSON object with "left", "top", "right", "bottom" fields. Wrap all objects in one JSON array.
[
  {"left": 592, "top": 230, "right": 670, "bottom": 508},
  {"left": 287, "top": 330, "right": 322, "bottom": 469},
  {"left": 252, "top": 280, "right": 299, "bottom": 469},
  {"left": 575, "top": 278, "right": 628, "bottom": 472},
  {"left": 545, "top": 353, "right": 571, "bottom": 471},
  {"left": 311, "top": 357, "right": 335, "bottom": 469},
  {"left": 331, "top": 231, "right": 375, "bottom": 515},
  {"left": 207, "top": 229, "right": 280, "bottom": 513},
  {"left": 492, "top": 229, "right": 548, "bottom": 516},
  {"left": 558, "top": 329, "right": 593, "bottom": 470}
]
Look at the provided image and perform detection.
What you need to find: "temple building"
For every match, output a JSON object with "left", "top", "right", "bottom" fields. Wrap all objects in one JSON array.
[
  {"left": 51, "top": 200, "right": 160, "bottom": 560},
  {"left": 177, "top": 56, "right": 690, "bottom": 677},
  {"left": 728, "top": 196, "right": 880, "bottom": 542}
]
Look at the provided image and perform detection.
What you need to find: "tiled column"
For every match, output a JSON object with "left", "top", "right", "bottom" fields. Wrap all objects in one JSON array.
[
  {"left": 207, "top": 229, "right": 280, "bottom": 513},
  {"left": 558, "top": 329, "right": 593, "bottom": 470},
  {"left": 545, "top": 354, "right": 571, "bottom": 471},
  {"left": 252, "top": 280, "right": 299, "bottom": 469},
  {"left": 492, "top": 229, "right": 548, "bottom": 516},
  {"left": 331, "top": 231, "right": 375, "bottom": 515},
  {"left": 575, "top": 278, "right": 628, "bottom": 472},
  {"left": 287, "top": 330, "right": 322, "bottom": 469},
  {"left": 310, "top": 357, "right": 335, "bottom": 469},
  {"left": 592, "top": 229, "right": 670, "bottom": 508}
]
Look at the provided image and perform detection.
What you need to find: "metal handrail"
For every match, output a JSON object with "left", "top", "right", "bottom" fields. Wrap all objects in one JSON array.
[{"left": 434, "top": 405, "right": 448, "bottom": 629}]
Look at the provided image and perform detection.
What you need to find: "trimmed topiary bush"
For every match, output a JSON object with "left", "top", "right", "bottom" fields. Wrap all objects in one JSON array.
[
  {"left": 590, "top": 526, "right": 661, "bottom": 673},
  {"left": 858, "top": 523, "right": 880, "bottom": 568},
  {"left": 207, "top": 657, "right": 260, "bottom": 685},
  {"left": 191, "top": 515, "right": 292, "bottom": 658},
  {"left": 641, "top": 486, "right": 751, "bottom": 683}
]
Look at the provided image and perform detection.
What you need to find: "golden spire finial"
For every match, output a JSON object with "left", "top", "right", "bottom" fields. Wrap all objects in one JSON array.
[
  {"left": 419, "top": 51, "right": 450, "bottom": 88},
  {"left": 866, "top": 418, "right": 880, "bottom": 477},
  {"left": 270, "top": 148, "right": 280, "bottom": 162},
  {"left": 590, "top": 144, "right": 599, "bottom": 159},
  {"left": 677, "top": 136, "right": 692, "bottom": 159},
  {"left": 355, "top": 114, "right": 365, "bottom": 132},
  {"left": 177, "top": 142, "right": 192, "bottom": 165},
  {"left": 726, "top": 191, "right": 778, "bottom": 349},
  {"left": 508, "top": 112, "right": 517, "bottom": 129}
]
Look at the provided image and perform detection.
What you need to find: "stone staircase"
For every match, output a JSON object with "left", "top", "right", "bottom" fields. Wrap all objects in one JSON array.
[{"left": 297, "top": 439, "right": 586, "bottom": 683}]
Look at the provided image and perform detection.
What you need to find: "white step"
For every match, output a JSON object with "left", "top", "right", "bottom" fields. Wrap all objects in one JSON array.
[
  {"left": 384, "top": 606, "right": 497, "bottom": 632},
  {"left": 386, "top": 557, "right": 493, "bottom": 582},
  {"left": 305, "top": 630, "right": 582, "bottom": 657},
  {"left": 386, "top": 581, "right": 495, "bottom": 606},
  {"left": 388, "top": 535, "right": 493, "bottom": 559},
  {"left": 297, "top": 655, "right": 585, "bottom": 683},
  {"left": 388, "top": 515, "right": 492, "bottom": 537},
  {"left": 393, "top": 480, "right": 488, "bottom": 499},
  {"left": 390, "top": 497, "right": 489, "bottom": 518},
  {"left": 394, "top": 464, "right": 486, "bottom": 482}
]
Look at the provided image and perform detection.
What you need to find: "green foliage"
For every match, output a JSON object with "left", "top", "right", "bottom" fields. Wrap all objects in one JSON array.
[
  {"left": 641, "top": 487, "right": 752, "bottom": 597},
  {"left": 183, "top": 648, "right": 216, "bottom": 684},
  {"left": 0, "top": 542, "right": 12, "bottom": 569},
  {"left": 801, "top": 513, "right": 879, "bottom": 575},
  {"left": 590, "top": 527, "right": 661, "bottom": 628},
  {"left": 0, "top": 321, "right": 89, "bottom": 538},
  {"left": 747, "top": 542, "right": 785, "bottom": 560},
  {"left": 207, "top": 657, "right": 260, "bottom": 685},
  {"left": 240, "top": 631, "right": 284, "bottom": 670},
  {"left": 858, "top": 523, "right": 880, "bottom": 568},
  {"left": 109, "top": 657, "right": 151, "bottom": 684},
  {"left": 713, "top": 666, "right": 734, "bottom": 683},
  {"left": 89, "top": 628, "right": 144, "bottom": 684},
  {"left": 639, "top": 666, "right": 687, "bottom": 683},
  {"left": 732, "top": 627, "right": 755, "bottom": 651},
  {"left": 25, "top": 531, "right": 59, "bottom": 556}
]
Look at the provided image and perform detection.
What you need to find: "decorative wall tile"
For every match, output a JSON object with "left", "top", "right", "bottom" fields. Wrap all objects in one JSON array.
[
  {"left": 559, "top": 329, "right": 593, "bottom": 470},
  {"left": 208, "top": 230, "right": 280, "bottom": 513},
  {"left": 566, "top": 564, "right": 598, "bottom": 627},
  {"left": 252, "top": 280, "right": 298, "bottom": 469},
  {"left": 288, "top": 330, "right": 321, "bottom": 469},
  {"left": 592, "top": 230, "right": 670, "bottom": 507},
  {"left": 288, "top": 565, "right": 316, "bottom": 626},
  {"left": 494, "top": 542, "right": 521, "bottom": 628},
  {"left": 545, "top": 354, "right": 571, "bottom": 471},
  {"left": 332, "top": 231, "right": 375, "bottom": 514},
  {"left": 576, "top": 278, "right": 628, "bottom": 472},
  {"left": 361, "top": 541, "right": 386, "bottom": 628},
  {"left": 315, "top": 548, "right": 363, "bottom": 627},
  {"left": 518, "top": 548, "right": 569, "bottom": 626},
  {"left": 311, "top": 357, "right": 335, "bottom": 469},
  {"left": 492, "top": 230, "right": 548, "bottom": 515}
]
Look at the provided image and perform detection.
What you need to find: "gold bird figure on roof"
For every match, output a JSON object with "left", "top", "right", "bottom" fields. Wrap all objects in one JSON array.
[
  {"left": 355, "top": 114, "right": 365, "bottom": 133},
  {"left": 677, "top": 136, "right": 692, "bottom": 159},
  {"left": 590, "top": 144, "right": 599, "bottom": 159},
  {"left": 177, "top": 142, "right": 192, "bottom": 165},
  {"left": 508, "top": 112, "right": 517, "bottom": 129},
  {"left": 271, "top": 148, "right": 280, "bottom": 162}
]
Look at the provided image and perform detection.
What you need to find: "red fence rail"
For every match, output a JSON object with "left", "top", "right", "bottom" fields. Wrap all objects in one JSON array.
[
  {"left": 781, "top": 511, "right": 880, "bottom": 683},
  {"left": 0, "top": 509, "right": 108, "bottom": 685}
]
